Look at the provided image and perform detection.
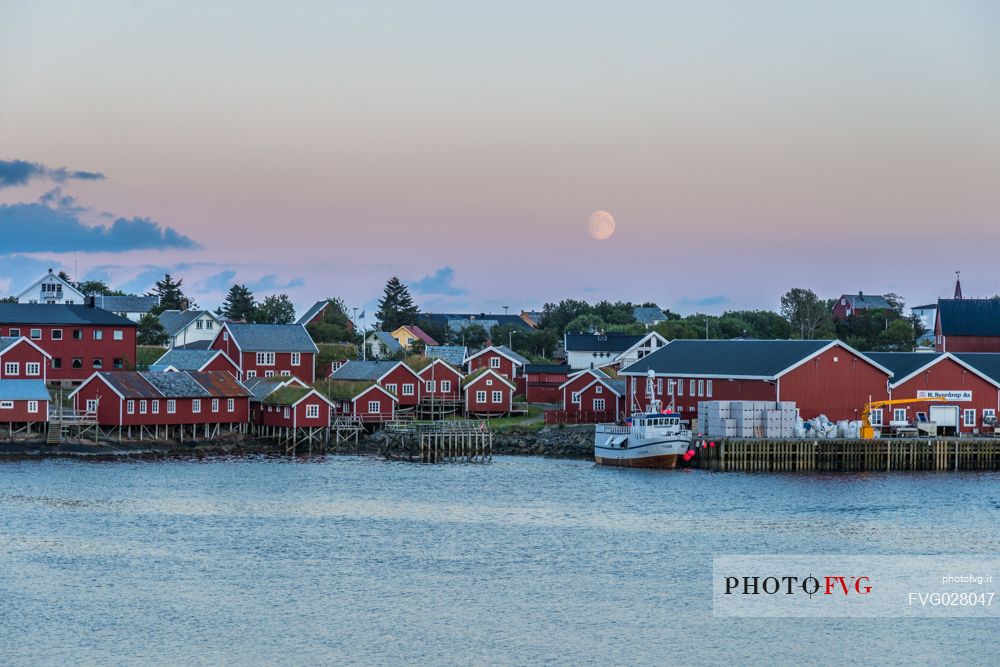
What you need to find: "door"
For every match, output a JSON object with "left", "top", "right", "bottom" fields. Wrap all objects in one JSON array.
[{"left": 930, "top": 405, "right": 959, "bottom": 427}]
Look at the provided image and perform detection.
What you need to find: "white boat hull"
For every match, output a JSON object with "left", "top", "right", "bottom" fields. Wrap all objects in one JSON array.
[{"left": 594, "top": 435, "right": 690, "bottom": 469}]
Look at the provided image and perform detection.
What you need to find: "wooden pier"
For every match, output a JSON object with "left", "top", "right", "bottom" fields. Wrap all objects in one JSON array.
[
  {"left": 382, "top": 420, "right": 492, "bottom": 463},
  {"left": 688, "top": 438, "right": 1000, "bottom": 472}
]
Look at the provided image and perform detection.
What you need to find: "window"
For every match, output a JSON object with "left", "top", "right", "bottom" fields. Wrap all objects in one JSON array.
[
  {"left": 291, "top": 352, "right": 301, "bottom": 366},
  {"left": 595, "top": 385, "right": 603, "bottom": 394},
  {"left": 697, "top": 379, "right": 704, "bottom": 397},
  {"left": 280, "top": 370, "right": 291, "bottom": 376},
  {"left": 196, "top": 320, "right": 203, "bottom": 330},
  {"left": 870, "top": 409, "right": 883, "bottom": 426},
  {"left": 72, "top": 329, "right": 83, "bottom": 340},
  {"left": 706, "top": 380, "right": 713, "bottom": 398},
  {"left": 212, "top": 399, "right": 219, "bottom": 413},
  {"left": 94, "top": 329, "right": 103, "bottom": 340},
  {"left": 51, "top": 329, "right": 63, "bottom": 340},
  {"left": 490, "top": 357, "right": 501, "bottom": 368},
  {"left": 192, "top": 399, "right": 201, "bottom": 413},
  {"left": 151, "top": 400, "right": 159, "bottom": 414},
  {"left": 86, "top": 399, "right": 98, "bottom": 413},
  {"left": 306, "top": 404, "right": 320, "bottom": 418},
  {"left": 9, "top": 328, "right": 19, "bottom": 337},
  {"left": 246, "top": 370, "right": 257, "bottom": 378},
  {"left": 593, "top": 398, "right": 606, "bottom": 411},
  {"left": 30, "top": 329, "right": 41, "bottom": 340},
  {"left": 227, "top": 398, "right": 235, "bottom": 412},
  {"left": 52, "top": 358, "right": 62, "bottom": 369},
  {"left": 284, "top": 407, "right": 290, "bottom": 419},
  {"left": 25, "top": 362, "right": 40, "bottom": 376},
  {"left": 893, "top": 408, "right": 907, "bottom": 423},
  {"left": 206, "top": 320, "right": 213, "bottom": 329},
  {"left": 113, "top": 358, "right": 124, "bottom": 369},
  {"left": 476, "top": 391, "right": 487, "bottom": 403},
  {"left": 0, "top": 401, "right": 12, "bottom": 409},
  {"left": 385, "top": 383, "right": 398, "bottom": 395},
  {"left": 264, "top": 370, "right": 275, "bottom": 378},
  {"left": 689, "top": 379, "right": 695, "bottom": 395},
  {"left": 167, "top": 400, "right": 176, "bottom": 414},
  {"left": 668, "top": 380, "right": 675, "bottom": 396},
  {"left": 368, "top": 400, "right": 380, "bottom": 413},
  {"left": 139, "top": 400, "right": 147, "bottom": 414},
  {"left": 28, "top": 401, "right": 38, "bottom": 413},
  {"left": 223, "top": 331, "right": 229, "bottom": 341},
  {"left": 963, "top": 409, "right": 976, "bottom": 428},
  {"left": 656, "top": 379, "right": 662, "bottom": 394},
  {"left": 985, "top": 409, "right": 996, "bottom": 424},
  {"left": 113, "top": 330, "right": 123, "bottom": 341},
  {"left": 4, "top": 362, "right": 18, "bottom": 375},
  {"left": 441, "top": 380, "right": 451, "bottom": 393},
  {"left": 72, "top": 358, "right": 83, "bottom": 369},
  {"left": 126, "top": 400, "right": 135, "bottom": 414},
  {"left": 93, "top": 358, "right": 103, "bottom": 369},
  {"left": 492, "top": 391, "right": 503, "bottom": 403},
  {"left": 425, "top": 380, "right": 436, "bottom": 392},
  {"left": 256, "top": 352, "right": 276, "bottom": 366},
  {"left": 572, "top": 391, "right": 581, "bottom": 404},
  {"left": 402, "top": 383, "right": 414, "bottom": 396}
]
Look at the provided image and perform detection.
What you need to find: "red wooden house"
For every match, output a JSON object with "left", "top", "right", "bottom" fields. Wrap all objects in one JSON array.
[
  {"left": 0, "top": 380, "right": 51, "bottom": 425},
  {"left": 330, "top": 360, "right": 422, "bottom": 409},
  {"left": 524, "top": 364, "right": 570, "bottom": 403},
  {"left": 259, "top": 385, "right": 336, "bottom": 430},
  {"left": 619, "top": 339, "right": 892, "bottom": 422},
  {"left": 0, "top": 303, "right": 137, "bottom": 384},
  {"left": 561, "top": 373, "right": 625, "bottom": 421},
  {"left": 463, "top": 368, "right": 516, "bottom": 416},
  {"left": 149, "top": 348, "right": 239, "bottom": 375},
  {"left": 559, "top": 369, "right": 613, "bottom": 409},
  {"left": 464, "top": 345, "right": 529, "bottom": 395},
  {"left": 69, "top": 370, "right": 250, "bottom": 427},
  {"left": 321, "top": 381, "right": 398, "bottom": 423},
  {"left": 416, "top": 359, "right": 463, "bottom": 402},
  {"left": 211, "top": 322, "right": 318, "bottom": 384},
  {"left": 832, "top": 292, "right": 893, "bottom": 320},
  {"left": 0, "top": 336, "right": 51, "bottom": 383}
]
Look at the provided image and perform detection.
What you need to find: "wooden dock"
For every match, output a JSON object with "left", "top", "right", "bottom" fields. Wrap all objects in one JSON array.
[
  {"left": 382, "top": 420, "right": 492, "bottom": 463},
  {"left": 687, "top": 438, "right": 1000, "bottom": 472}
]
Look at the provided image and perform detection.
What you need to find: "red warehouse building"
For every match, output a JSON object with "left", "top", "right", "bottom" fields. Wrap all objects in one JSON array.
[
  {"left": 0, "top": 303, "right": 137, "bottom": 384},
  {"left": 619, "top": 339, "right": 892, "bottom": 423},
  {"left": 463, "top": 368, "right": 516, "bottom": 416},
  {"left": 0, "top": 336, "right": 51, "bottom": 382},
  {"left": 934, "top": 299, "right": 1000, "bottom": 353},
  {"left": 259, "top": 385, "right": 336, "bottom": 430},
  {"left": 0, "top": 379, "right": 51, "bottom": 426},
  {"left": 211, "top": 322, "right": 318, "bottom": 384},
  {"left": 69, "top": 370, "right": 250, "bottom": 428},
  {"left": 331, "top": 360, "right": 423, "bottom": 410},
  {"left": 524, "top": 364, "right": 571, "bottom": 404},
  {"left": 416, "top": 359, "right": 464, "bottom": 402},
  {"left": 868, "top": 352, "right": 1000, "bottom": 435},
  {"left": 465, "top": 345, "right": 528, "bottom": 395},
  {"left": 149, "top": 348, "right": 239, "bottom": 375}
]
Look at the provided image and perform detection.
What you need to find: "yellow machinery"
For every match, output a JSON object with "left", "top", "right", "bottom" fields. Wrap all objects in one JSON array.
[{"left": 860, "top": 397, "right": 945, "bottom": 439}]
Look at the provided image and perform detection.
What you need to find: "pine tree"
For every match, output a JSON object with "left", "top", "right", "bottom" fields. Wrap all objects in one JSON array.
[
  {"left": 150, "top": 274, "right": 189, "bottom": 313},
  {"left": 254, "top": 294, "right": 296, "bottom": 324},
  {"left": 375, "top": 277, "right": 419, "bottom": 332},
  {"left": 219, "top": 284, "right": 256, "bottom": 322},
  {"left": 137, "top": 313, "right": 169, "bottom": 346}
]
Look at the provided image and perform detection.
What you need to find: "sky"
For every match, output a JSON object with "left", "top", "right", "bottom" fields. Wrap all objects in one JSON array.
[{"left": 1, "top": 1, "right": 999, "bottom": 317}]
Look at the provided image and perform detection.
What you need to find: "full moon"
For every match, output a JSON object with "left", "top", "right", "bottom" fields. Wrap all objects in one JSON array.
[{"left": 587, "top": 210, "right": 616, "bottom": 240}]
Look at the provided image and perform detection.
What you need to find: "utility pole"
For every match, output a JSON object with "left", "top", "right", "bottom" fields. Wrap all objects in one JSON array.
[{"left": 503, "top": 305, "right": 509, "bottom": 316}]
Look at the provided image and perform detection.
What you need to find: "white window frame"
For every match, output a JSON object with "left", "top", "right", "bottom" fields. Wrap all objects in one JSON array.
[
  {"left": 402, "top": 383, "right": 414, "bottom": 396},
  {"left": 86, "top": 399, "right": 98, "bottom": 413},
  {"left": 139, "top": 400, "right": 147, "bottom": 414},
  {"left": 94, "top": 329, "right": 104, "bottom": 340},
  {"left": 212, "top": 399, "right": 219, "bottom": 413},
  {"left": 963, "top": 409, "right": 976, "bottom": 428},
  {"left": 697, "top": 379, "right": 704, "bottom": 397},
  {"left": 677, "top": 380, "right": 683, "bottom": 397},
  {"left": 192, "top": 399, "right": 201, "bottom": 414},
  {"left": 595, "top": 385, "right": 603, "bottom": 394},
  {"left": 167, "top": 399, "right": 176, "bottom": 414},
  {"left": 291, "top": 352, "right": 301, "bottom": 366},
  {"left": 256, "top": 352, "right": 276, "bottom": 366},
  {"left": 441, "top": 380, "right": 451, "bottom": 393},
  {"left": 489, "top": 357, "right": 501, "bottom": 369},
  {"left": 227, "top": 398, "right": 235, "bottom": 412},
  {"left": 984, "top": 409, "right": 996, "bottom": 424},
  {"left": 283, "top": 407, "right": 290, "bottom": 419},
  {"left": 245, "top": 370, "right": 257, "bottom": 379},
  {"left": 264, "top": 370, "right": 275, "bottom": 378},
  {"left": 30, "top": 329, "right": 41, "bottom": 340},
  {"left": 572, "top": 391, "right": 581, "bottom": 404},
  {"left": 893, "top": 408, "right": 907, "bottom": 423},
  {"left": 27, "top": 400, "right": 38, "bottom": 413},
  {"left": 689, "top": 379, "right": 695, "bottom": 396},
  {"left": 385, "top": 383, "right": 398, "bottom": 395},
  {"left": 8, "top": 328, "right": 19, "bottom": 337},
  {"left": 113, "top": 330, "right": 123, "bottom": 341},
  {"left": 492, "top": 390, "right": 502, "bottom": 403},
  {"left": 51, "top": 329, "right": 63, "bottom": 340},
  {"left": 306, "top": 404, "right": 320, "bottom": 419},
  {"left": 593, "top": 398, "right": 606, "bottom": 411},
  {"left": 476, "top": 390, "right": 487, "bottom": 403},
  {"left": 151, "top": 400, "right": 159, "bottom": 414},
  {"left": 706, "top": 380, "right": 713, "bottom": 398},
  {"left": 367, "top": 400, "right": 380, "bottom": 413},
  {"left": 656, "top": 378, "right": 662, "bottom": 394},
  {"left": 25, "top": 362, "right": 40, "bottom": 376},
  {"left": 126, "top": 400, "right": 135, "bottom": 415},
  {"left": 425, "top": 380, "right": 436, "bottom": 392},
  {"left": 4, "top": 362, "right": 19, "bottom": 375},
  {"left": 870, "top": 409, "right": 883, "bottom": 426},
  {"left": 0, "top": 401, "right": 12, "bottom": 409},
  {"left": 668, "top": 380, "right": 675, "bottom": 396}
]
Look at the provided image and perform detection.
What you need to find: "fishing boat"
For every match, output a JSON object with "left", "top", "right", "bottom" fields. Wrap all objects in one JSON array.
[{"left": 594, "top": 371, "right": 692, "bottom": 468}]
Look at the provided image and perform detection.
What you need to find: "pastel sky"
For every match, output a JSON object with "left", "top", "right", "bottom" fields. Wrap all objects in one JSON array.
[{"left": 2, "top": 1, "right": 999, "bottom": 316}]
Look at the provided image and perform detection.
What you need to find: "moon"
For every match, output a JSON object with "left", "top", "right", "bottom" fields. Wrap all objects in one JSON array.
[{"left": 587, "top": 210, "right": 616, "bottom": 240}]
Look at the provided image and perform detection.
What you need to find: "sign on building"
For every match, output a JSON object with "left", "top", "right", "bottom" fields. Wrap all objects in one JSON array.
[{"left": 917, "top": 390, "right": 972, "bottom": 402}]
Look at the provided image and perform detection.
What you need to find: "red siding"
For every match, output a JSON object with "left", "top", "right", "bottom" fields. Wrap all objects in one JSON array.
[
  {"left": 259, "top": 393, "right": 331, "bottom": 428},
  {"left": 625, "top": 376, "right": 776, "bottom": 417},
  {"left": 467, "top": 351, "right": 519, "bottom": 380},
  {"left": 0, "top": 398, "right": 48, "bottom": 423},
  {"left": 465, "top": 374, "right": 513, "bottom": 414},
  {"left": 418, "top": 362, "right": 463, "bottom": 401},
  {"left": 72, "top": 377, "right": 250, "bottom": 426},
  {"left": 562, "top": 373, "right": 607, "bottom": 411},
  {"left": 378, "top": 365, "right": 423, "bottom": 407},
  {"left": 778, "top": 347, "right": 890, "bottom": 421},
  {"left": 574, "top": 381, "right": 622, "bottom": 421},
  {"left": 0, "top": 324, "right": 135, "bottom": 382},
  {"left": 202, "top": 353, "right": 240, "bottom": 376},
  {"left": 937, "top": 336, "right": 1000, "bottom": 353},
  {"left": 352, "top": 386, "right": 396, "bottom": 422},
  {"left": 890, "top": 357, "right": 999, "bottom": 433},
  {"left": 525, "top": 370, "right": 569, "bottom": 404},
  {"left": 210, "top": 329, "right": 315, "bottom": 384},
  {"left": 0, "top": 340, "right": 49, "bottom": 382}
]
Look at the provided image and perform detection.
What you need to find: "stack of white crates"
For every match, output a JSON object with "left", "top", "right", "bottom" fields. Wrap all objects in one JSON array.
[{"left": 698, "top": 400, "right": 798, "bottom": 438}]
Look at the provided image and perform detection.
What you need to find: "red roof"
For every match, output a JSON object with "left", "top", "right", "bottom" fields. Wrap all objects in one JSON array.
[{"left": 403, "top": 325, "right": 439, "bottom": 346}]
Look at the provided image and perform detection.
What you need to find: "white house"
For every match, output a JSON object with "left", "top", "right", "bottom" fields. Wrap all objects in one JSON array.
[
  {"left": 158, "top": 310, "right": 221, "bottom": 348},
  {"left": 16, "top": 270, "right": 85, "bottom": 305},
  {"left": 563, "top": 331, "right": 667, "bottom": 370}
]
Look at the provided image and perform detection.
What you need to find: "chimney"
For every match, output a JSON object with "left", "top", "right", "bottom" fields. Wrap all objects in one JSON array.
[{"left": 48, "top": 268, "right": 53, "bottom": 274}]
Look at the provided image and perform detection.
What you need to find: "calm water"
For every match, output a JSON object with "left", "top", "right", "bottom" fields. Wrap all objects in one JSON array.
[{"left": 2, "top": 456, "right": 999, "bottom": 666}]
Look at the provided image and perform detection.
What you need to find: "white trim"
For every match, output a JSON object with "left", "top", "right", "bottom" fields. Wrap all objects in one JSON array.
[
  {"left": 463, "top": 345, "right": 526, "bottom": 368},
  {"left": 574, "top": 377, "right": 624, "bottom": 398},
  {"left": 418, "top": 358, "right": 465, "bottom": 379},
  {"left": 350, "top": 384, "right": 399, "bottom": 404},
  {"left": 612, "top": 331, "right": 668, "bottom": 363},
  {"left": 557, "top": 368, "right": 610, "bottom": 390},
  {"left": 291, "top": 388, "right": 337, "bottom": 409},
  {"left": 67, "top": 372, "right": 126, "bottom": 401},
  {"left": 464, "top": 368, "right": 516, "bottom": 390},
  {"left": 0, "top": 336, "right": 52, "bottom": 360},
  {"left": 889, "top": 352, "right": 1000, "bottom": 390},
  {"left": 376, "top": 361, "right": 423, "bottom": 385}
]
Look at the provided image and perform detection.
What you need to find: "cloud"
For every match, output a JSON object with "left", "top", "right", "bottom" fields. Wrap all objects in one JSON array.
[
  {"left": 0, "top": 158, "right": 104, "bottom": 189},
  {"left": 245, "top": 274, "right": 305, "bottom": 292},
  {"left": 410, "top": 266, "right": 467, "bottom": 296},
  {"left": 0, "top": 255, "right": 63, "bottom": 296},
  {"left": 678, "top": 294, "right": 730, "bottom": 307},
  {"left": 0, "top": 199, "right": 199, "bottom": 253},
  {"left": 201, "top": 270, "right": 238, "bottom": 292}
]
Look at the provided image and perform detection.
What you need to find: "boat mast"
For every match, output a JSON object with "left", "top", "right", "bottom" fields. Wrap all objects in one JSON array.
[{"left": 646, "top": 369, "right": 661, "bottom": 414}]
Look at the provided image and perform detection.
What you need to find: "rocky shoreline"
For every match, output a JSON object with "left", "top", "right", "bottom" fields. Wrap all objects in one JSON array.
[{"left": 0, "top": 425, "right": 596, "bottom": 461}]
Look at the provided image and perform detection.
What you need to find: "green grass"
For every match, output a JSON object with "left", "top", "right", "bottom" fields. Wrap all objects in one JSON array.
[
  {"left": 136, "top": 345, "right": 167, "bottom": 370},
  {"left": 484, "top": 405, "right": 547, "bottom": 432}
]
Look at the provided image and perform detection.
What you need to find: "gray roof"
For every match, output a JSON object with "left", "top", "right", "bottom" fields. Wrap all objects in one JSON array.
[
  {"left": 448, "top": 318, "right": 499, "bottom": 333},
  {"left": 565, "top": 333, "right": 644, "bottom": 353},
  {"left": 865, "top": 352, "right": 940, "bottom": 381},
  {"left": 490, "top": 345, "right": 529, "bottom": 366},
  {"left": 93, "top": 295, "right": 160, "bottom": 314},
  {"left": 937, "top": 299, "right": 1000, "bottom": 337},
  {"left": 425, "top": 345, "right": 466, "bottom": 365},
  {"left": 421, "top": 312, "right": 533, "bottom": 331},
  {"left": 157, "top": 310, "right": 215, "bottom": 336},
  {"left": 331, "top": 360, "right": 400, "bottom": 381},
  {"left": 954, "top": 354, "right": 1000, "bottom": 386},
  {"left": 0, "top": 303, "right": 136, "bottom": 326},
  {"left": 839, "top": 293, "right": 892, "bottom": 310},
  {"left": 368, "top": 331, "right": 403, "bottom": 352},
  {"left": 296, "top": 300, "right": 329, "bottom": 326},
  {"left": 0, "top": 336, "right": 23, "bottom": 353},
  {"left": 0, "top": 379, "right": 50, "bottom": 401},
  {"left": 620, "top": 339, "right": 850, "bottom": 378},
  {"left": 140, "top": 371, "right": 211, "bottom": 398},
  {"left": 243, "top": 377, "right": 289, "bottom": 402},
  {"left": 607, "top": 379, "right": 627, "bottom": 396},
  {"left": 225, "top": 323, "right": 318, "bottom": 353},
  {"left": 633, "top": 306, "right": 667, "bottom": 324},
  {"left": 149, "top": 348, "right": 226, "bottom": 372}
]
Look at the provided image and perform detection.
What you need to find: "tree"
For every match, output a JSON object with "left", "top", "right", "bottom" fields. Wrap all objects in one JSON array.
[
  {"left": 592, "top": 300, "right": 637, "bottom": 326},
  {"left": 219, "top": 284, "right": 256, "bottom": 322},
  {"left": 883, "top": 293, "right": 906, "bottom": 317},
  {"left": 254, "top": 294, "right": 296, "bottom": 324},
  {"left": 564, "top": 313, "right": 608, "bottom": 334},
  {"left": 150, "top": 274, "right": 190, "bottom": 313},
  {"left": 307, "top": 297, "right": 359, "bottom": 343},
  {"left": 137, "top": 313, "right": 169, "bottom": 346},
  {"left": 375, "top": 277, "right": 419, "bottom": 332},
  {"left": 57, "top": 270, "right": 73, "bottom": 284},
  {"left": 780, "top": 288, "right": 834, "bottom": 339},
  {"left": 458, "top": 323, "right": 490, "bottom": 349},
  {"left": 538, "top": 299, "right": 592, "bottom": 335},
  {"left": 75, "top": 280, "right": 125, "bottom": 296}
]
